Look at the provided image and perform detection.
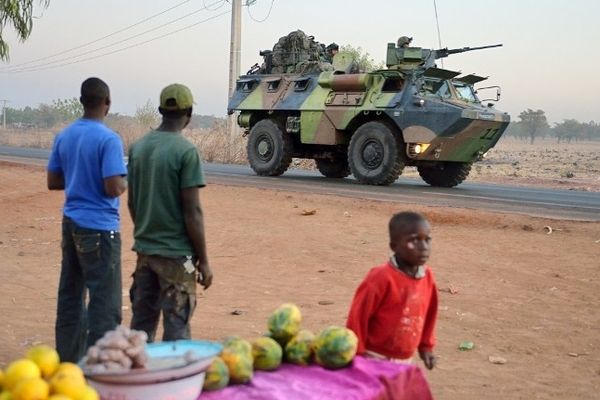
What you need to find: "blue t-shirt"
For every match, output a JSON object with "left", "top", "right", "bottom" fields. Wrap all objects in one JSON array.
[{"left": 48, "top": 119, "right": 127, "bottom": 231}]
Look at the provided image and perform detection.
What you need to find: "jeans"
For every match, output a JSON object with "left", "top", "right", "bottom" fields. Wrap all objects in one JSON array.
[
  {"left": 55, "top": 217, "right": 122, "bottom": 362},
  {"left": 129, "top": 254, "right": 197, "bottom": 342}
]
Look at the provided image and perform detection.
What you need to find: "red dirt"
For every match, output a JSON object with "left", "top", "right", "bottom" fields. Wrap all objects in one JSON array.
[{"left": 0, "top": 162, "right": 598, "bottom": 399}]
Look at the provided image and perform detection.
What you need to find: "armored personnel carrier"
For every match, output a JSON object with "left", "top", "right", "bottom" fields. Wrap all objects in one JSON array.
[{"left": 227, "top": 31, "right": 509, "bottom": 187}]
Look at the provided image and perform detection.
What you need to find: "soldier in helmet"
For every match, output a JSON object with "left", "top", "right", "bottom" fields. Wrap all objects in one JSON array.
[
  {"left": 397, "top": 36, "right": 413, "bottom": 48},
  {"left": 325, "top": 42, "right": 339, "bottom": 63}
]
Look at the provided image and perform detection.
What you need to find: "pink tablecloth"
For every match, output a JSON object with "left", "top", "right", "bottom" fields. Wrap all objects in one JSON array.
[{"left": 200, "top": 356, "right": 433, "bottom": 400}]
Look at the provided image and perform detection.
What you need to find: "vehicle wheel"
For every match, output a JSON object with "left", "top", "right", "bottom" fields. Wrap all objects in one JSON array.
[
  {"left": 348, "top": 121, "right": 404, "bottom": 185},
  {"left": 247, "top": 119, "right": 293, "bottom": 176},
  {"left": 417, "top": 162, "right": 472, "bottom": 187},
  {"left": 315, "top": 154, "right": 350, "bottom": 178}
]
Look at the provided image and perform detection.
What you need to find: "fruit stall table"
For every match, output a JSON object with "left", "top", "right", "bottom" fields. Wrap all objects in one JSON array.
[{"left": 200, "top": 356, "right": 433, "bottom": 400}]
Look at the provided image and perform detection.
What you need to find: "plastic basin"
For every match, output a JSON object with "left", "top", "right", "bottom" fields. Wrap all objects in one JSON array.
[{"left": 84, "top": 340, "right": 222, "bottom": 400}]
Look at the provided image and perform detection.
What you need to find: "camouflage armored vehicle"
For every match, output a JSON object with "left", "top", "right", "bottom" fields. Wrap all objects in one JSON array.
[{"left": 227, "top": 31, "right": 510, "bottom": 187}]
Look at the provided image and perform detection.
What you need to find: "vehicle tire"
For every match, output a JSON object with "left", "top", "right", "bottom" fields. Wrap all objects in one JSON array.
[
  {"left": 247, "top": 119, "right": 293, "bottom": 176},
  {"left": 417, "top": 162, "right": 472, "bottom": 187},
  {"left": 315, "top": 154, "right": 350, "bottom": 178},
  {"left": 348, "top": 121, "right": 404, "bottom": 185}
]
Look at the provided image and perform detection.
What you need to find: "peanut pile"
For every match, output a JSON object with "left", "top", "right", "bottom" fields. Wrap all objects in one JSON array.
[{"left": 84, "top": 326, "right": 149, "bottom": 373}]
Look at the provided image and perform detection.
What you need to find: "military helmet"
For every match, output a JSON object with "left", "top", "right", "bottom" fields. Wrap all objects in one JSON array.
[
  {"left": 397, "top": 36, "right": 413, "bottom": 47},
  {"left": 326, "top": 42, "right": 339, "bottom": 52}
]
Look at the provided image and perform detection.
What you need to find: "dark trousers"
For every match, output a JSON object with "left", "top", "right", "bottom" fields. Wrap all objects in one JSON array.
[
  {"left": 129, "top": 254, "right": 197, "bottom": 343},
  {"left": 55, "top": 217, "right": 122, "bottom": 362}
]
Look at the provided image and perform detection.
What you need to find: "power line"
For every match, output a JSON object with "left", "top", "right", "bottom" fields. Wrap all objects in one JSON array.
[
  {"left": 247, "top": 0, "right": 275, "bottom": 23},
  {"left": 3, "top": 10, "right": 231, "bottom": 74},
  {"left": 0, "top": 0, "right": 195, "bottom": 71},
  {"left": 2, "top": 2, "right": 225, "bottom": 73},
  {"left": 203, "top": 0, "right": 227, "bottom": 11}
]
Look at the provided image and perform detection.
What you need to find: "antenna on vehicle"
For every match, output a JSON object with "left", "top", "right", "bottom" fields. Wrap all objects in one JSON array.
[{"left": 433, "top": 0, "right": 444, "bottom": 68}]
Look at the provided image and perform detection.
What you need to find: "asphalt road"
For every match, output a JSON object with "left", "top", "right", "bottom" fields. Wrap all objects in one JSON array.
[{"left": 1, "top": 145, "right": 598, "bottom": 221}]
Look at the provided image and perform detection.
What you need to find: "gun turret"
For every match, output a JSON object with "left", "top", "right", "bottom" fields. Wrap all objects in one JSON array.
[
  {"left": 386, "top": 42, "right": 503, "bottom": 71},
  {"left": 435, "top": 44, "right": 502, "bottom": 59}
]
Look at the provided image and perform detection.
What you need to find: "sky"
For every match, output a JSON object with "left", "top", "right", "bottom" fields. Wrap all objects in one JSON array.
[{"left": 0, "top": 0, "right": 599, "bottom": 124}]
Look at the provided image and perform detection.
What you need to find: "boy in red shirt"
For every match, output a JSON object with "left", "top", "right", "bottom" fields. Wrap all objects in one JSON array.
[{"left": 347, "top": 211, "right": 438, "bottom": 369}]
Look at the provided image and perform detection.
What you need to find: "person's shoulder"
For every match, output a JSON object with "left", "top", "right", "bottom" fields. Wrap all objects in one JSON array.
[
  {"left": 365, "top": 261, "right": 394, "bottom": 280},
  {"left": 422, "top": 265, "right": 437, "bottom": 282},
  {"left": 83, "top": 119, "right": 119, "bottom": 138},
  {"left": 56, "top": 119, "right": 81, "bottom": 135},
  {"left": 174, "top": 133, "right": 196, "bottom": 148}
]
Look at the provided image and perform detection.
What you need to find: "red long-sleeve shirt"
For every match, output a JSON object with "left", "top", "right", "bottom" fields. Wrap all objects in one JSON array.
[{"left": 346, "top": 260, "right": 438, "bottom": 360}]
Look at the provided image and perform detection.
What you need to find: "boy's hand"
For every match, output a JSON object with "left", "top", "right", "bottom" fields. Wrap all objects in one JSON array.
[
  {"left": 196, "top": 261, "right": 213, "bottom": 290},
  {"left": 419, "top": 350, "right": 436, "bottom": 370}
]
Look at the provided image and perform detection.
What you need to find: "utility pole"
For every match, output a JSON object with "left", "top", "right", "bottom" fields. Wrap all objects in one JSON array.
[
  {"left": 227, "top": 0, "right": 242, "bottom": 140},
  {"left": 0, "top": 100, "right": 8, "bottom": 130}
]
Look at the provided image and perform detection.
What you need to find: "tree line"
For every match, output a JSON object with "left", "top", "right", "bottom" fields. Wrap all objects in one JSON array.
[
  {"left": 505, "top": 109, "right": 600, "bottom": 144},
  {"left": 2, "top": 99, "right": 222, "bottom": 130}
]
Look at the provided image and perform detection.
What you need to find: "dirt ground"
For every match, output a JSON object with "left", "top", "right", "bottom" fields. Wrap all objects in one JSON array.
[{"left": 1, "top": 162, "right": 599, "bottom": 399}]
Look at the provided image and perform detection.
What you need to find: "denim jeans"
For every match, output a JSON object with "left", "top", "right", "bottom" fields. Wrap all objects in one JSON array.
[
  {"left": 55, "top": 217, "right": 122, "bottom": 362},
  {"left": 129, "top": 254, "right": 197, "bottom": 343}
]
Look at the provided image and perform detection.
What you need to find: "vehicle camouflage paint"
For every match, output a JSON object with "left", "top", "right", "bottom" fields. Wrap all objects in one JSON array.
[{"left": 227, "top": 35, "right": 510, "bottom": 187}]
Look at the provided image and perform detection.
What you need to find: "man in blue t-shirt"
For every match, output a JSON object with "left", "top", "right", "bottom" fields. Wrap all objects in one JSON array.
[{"left": 47, "top": 77, "right": 127, "bottom": 362}]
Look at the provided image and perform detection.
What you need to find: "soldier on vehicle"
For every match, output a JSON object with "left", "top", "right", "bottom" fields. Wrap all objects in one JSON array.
[
  {"left": 397, "top": 36, "right": 413, "bottom": 48},
  {"left": 325, "top": 42, "right": 339, "bottom": 63}
]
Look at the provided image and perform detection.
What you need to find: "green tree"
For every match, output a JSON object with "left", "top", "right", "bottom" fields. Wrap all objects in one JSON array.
[
  {"left": 340, "top": 44, "right": 385, "bottom": 72},
  {"left": 0, "top": 0, "right": 50, "bottom": 61},
  {"left": 552, "top": 119, "right": 583, "bottom": 143},
  {"left": 582, "top": 121, "right": 600, "bottom": 141},
  {"left": 134, "top": 99, "right": 159, "bottom": 129},
  {"left": 52, "top": 97, "right": 82, "bottom": 122},
  {"left": 35, "top": 102, "right": 60, "bottom": 127},
  {"left": 518, "top": 109, "right": 549, "bottom": 144}
]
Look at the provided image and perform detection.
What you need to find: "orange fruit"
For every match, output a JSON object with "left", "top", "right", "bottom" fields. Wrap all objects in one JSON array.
[
  {"left": 26, "top": 345, "right": 60, "bottom": 379},
  {"left": 12, "top": 377, "right": 49, "bottom": 400},
  {"left": 3, "top": 360, "right": 40, "bottom": 391},
  {"left": 49, "top": 369, "right": 86, "bottom": 399}
]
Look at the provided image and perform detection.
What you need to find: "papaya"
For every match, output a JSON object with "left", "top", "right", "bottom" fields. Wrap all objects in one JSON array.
[
  {"left": 285, "top": 329, "right": 315, "bottom": 365},
  {"left": 221, "top": 338, "right": 253, "bottom": 384},
  {"left": 251, "top": 337, "right": 282, "bottom": 371},
  {"left": 313, "top": 326, "right": 358, "bottom": 369},
  {"left": 202, "top": 357, "right": 229, "bottom": 391},
  {"left": 267, "top": 303, "right": 302, "bottom": 347},
  {"left": 223, "top": 336, "right": 252, "bottom": 357}
]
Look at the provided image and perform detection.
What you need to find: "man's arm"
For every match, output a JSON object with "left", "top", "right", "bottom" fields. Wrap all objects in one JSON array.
[
  {"left": 418, "top": 279, "right": 439, "bottom": 370},
  {"left": 104, "top": 175, "right": 127, "bottom": 198},
  {"left": 127, "top": 178, "right": 135, "bottom": 222},
  {"left": 181, "top": 186, "right": 212, "bottom": 289},
  {"left": 47, "top": 171, "right": 65, "bottom": 190},
  {"left": 346, "top": 277, "right": 380, "bottom": 354}
]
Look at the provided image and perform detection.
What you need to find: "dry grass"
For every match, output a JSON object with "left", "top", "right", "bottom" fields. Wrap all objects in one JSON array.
[
  {"left": 0, "top": 122, "right": 248, "bottom": 165},
  {"left": 183, "top": 121, "right": 247, "bottom": 164},
  {"left": 0, "top": 128, "right": 57, "bottom": 148}
]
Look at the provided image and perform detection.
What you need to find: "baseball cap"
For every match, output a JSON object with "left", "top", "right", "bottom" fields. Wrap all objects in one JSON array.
[{"left": 159, "top": 83, "right": 194, "bottom": 110}]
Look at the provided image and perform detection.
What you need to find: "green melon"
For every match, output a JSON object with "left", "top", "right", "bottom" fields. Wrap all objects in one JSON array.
[
  {"left": 313, "top": 326, "right": 358, "bottom": 369},
  {"left": 267, "top": 303, "right": 302, "bottom": 346},
  {"left": 251, "top": 337, "right": 282, "bottom": 371},
  {"left": 285, "top": 329, "right": 315, "bottom": 366},
  {"left": 202, "top": 357, "right": 229, "bottom": 391}
]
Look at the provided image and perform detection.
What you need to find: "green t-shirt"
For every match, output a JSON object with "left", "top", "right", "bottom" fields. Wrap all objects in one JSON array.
[{"left": 128, "top": 130, "right": 205, "bottom": 256}]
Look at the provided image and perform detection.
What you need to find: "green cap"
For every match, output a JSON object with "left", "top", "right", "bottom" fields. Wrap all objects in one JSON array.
[{"left": 160, "top": 83, "right": 194, "bottom": 110}]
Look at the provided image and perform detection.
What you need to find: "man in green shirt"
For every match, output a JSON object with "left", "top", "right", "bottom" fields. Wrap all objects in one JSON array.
[{"left": 127, "top": 83, "right": 213, "bottom": 342}]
